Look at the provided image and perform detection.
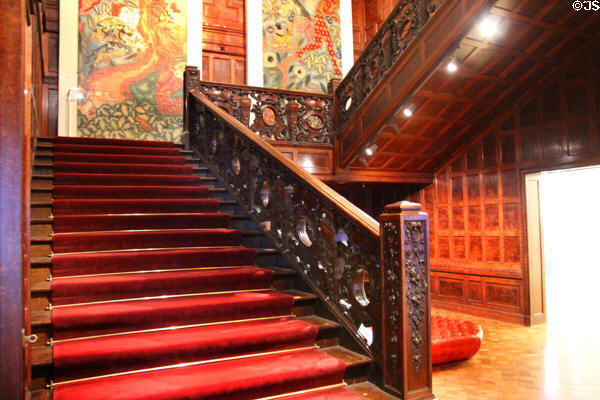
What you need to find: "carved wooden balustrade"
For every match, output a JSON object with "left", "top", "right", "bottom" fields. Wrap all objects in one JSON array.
[
  {"left": 185, "top": 67, "right": 434, "bottom": 399},
  {"left": 335, "top": 0, "right": 443, "bottom": 128},
  {"left": 193, "top": 80, "right": 334, "bottom": 145}
]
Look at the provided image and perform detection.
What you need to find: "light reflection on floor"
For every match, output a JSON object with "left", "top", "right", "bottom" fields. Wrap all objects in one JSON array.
[{"left": 432, "top": 308, "right": 600, "bottom": 400}]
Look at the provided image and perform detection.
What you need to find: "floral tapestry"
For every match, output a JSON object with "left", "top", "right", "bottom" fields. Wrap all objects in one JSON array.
[
  {"left": 263, "top": 0, "right": 342, "bottom": 93},
  {"left": 77, "top": 0, "right": 187, "bottom": 142}
]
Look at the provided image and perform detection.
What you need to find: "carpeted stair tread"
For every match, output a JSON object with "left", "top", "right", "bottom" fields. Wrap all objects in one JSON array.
[
  {"left": 51, "top": 267, "right": 273, "bottom": 304},
  {"left": 52, "top": 198, "right": 220, "bottom": 215},
  {"left": 54, "top": 173, "right": 204, "bottom": 186},
  {"left": 53, "top": 143, "right": 181, "bottom": 156},
  {"left": 51, "top": 291, "right": 294, "bottom": 340},
  {"left": 52, "top": 348, "right": 346, "bottom": 400},
  {"left": 47, "top": 136, "right": 358, "bottom": 399},
  {"left": 53, "top": 185, "right": 211, "bottom": 199},
  {"left": 52, "top": 229, "right": 243, "bottom": 253},
  {"left": 52, "top": 247, "right": 257, "bottom": 276},
  {"left": 54, "top": 137, "right": 175, "bottom": 148},
  {"left": 53, "top": 162, "right": 193, "bottom": 175},
  {"left": 53, "top": 317, "right": 318, "bottom": 381},
  {"left": 54, "top": 152, "right": 186, "bottom": 165},
  {"left": 269, "top": 386, "right": 366, "bottom": 399},
  {"left": 53, "top": 213, "right": 230, "bottom": 233}
]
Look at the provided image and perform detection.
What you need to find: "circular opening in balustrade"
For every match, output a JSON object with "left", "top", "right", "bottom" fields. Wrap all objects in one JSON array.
[
  {"left": 306, "top": 114, "right": 324, "bottom": 130},
  {"left": 210, "top": 136, "right": 218, "bottom": 154},
  {"left": 261, "top": 181, "right": 270, "bottom": 207},
  {"left": 262, "top": 107, "right": 277, "bottom": 126},
  {"left": 296, "top": 217, "right": 313, "bottom": 247},
  {"left": 344, "top": 97, "right": 352, "bottom": 111},
  {"left": 231, "top": 157, "right": 241, "bottom": 175},
  {"left": 353, "top": 268, "right": 372, "bottom": 307}
]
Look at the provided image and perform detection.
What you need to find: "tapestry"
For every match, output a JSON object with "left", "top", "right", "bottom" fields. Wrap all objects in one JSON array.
[
  {"left": 262, "top": 0, "right": 342, "bottom": 93},
  {"left": 77, "top": 0, "right": 187, "bottom": 142}
]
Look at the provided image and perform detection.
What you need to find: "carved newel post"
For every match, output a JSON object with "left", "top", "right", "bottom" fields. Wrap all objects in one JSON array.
[
  {"left": 183, "top": 66, "right": 200, "bottom": 134},
  {"left": 380, "top": 201, "right": 435, "bottom": 400}
]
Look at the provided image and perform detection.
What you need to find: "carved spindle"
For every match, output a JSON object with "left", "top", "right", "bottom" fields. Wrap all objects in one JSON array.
[
  {"left": 286, "top": 101, "right": 300, "bottom": 143},
  {"left": 380, "top": 201, "right": 434, "bottom": 400},
  {"left": 239, "top": 97, "right": 251, "bottom": 127}
]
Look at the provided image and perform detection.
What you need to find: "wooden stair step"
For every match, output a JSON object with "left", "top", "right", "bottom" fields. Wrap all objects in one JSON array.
[
  {"left": 30, "top": 313, "right": 342, "bottom": 368},
  {"left": 30, "top": 214, "right": 252, "bottom": 226},
  {"left": 31, "top": 280, "right": 51, "bottom": 293},
  {"left": 28, "top": 382, "right": 402, "bottom": 400},
  {"left": 35, "top": 153, "right": 200, "bottom": 162},
  {"left": 28, "top": 389, "right": 50, "bottom": 400},
  {"left": 35, "top": 139, "right": 185, "bottom": 150},
  {"left": 347, "top": 382, "right": 402, "bottom": 399},
  {"left": 30, "top": 267, "right": 293, "bottom": 294},
  {"left": 31, "top": 345, "right": 52, "bottom": 367},
  {"left": 30, "top": 287, "right": 308, "bottom": 328},
  {"left": 30, "top": 198, "right": 236, "bottom": 207},
  {"left": 320, "top": 346, "right": 372, "bottom": 382},
  {"left": 30, "top": 230, "right": 263, "bottom": 244},
  {"left": 31, "top": 310, "right": 51, "bottom": 326},
  {"left": 297, "top": 315, "right": 342, "bottom": 341},
  {"left": 30, "top": 248, "right": 280, "bottom": 268},
  {"left": 280, "top": 289, "right": 317, "bottom": 305},
  {"left": 31, "top": 257, "right": 51, "bottom": 267}
]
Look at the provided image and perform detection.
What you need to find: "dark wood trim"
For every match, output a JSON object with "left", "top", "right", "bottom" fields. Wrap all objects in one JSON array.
[
  {"left": 326, "top": 169, "right": 433, "bottom": 184},
  {"left": 0, "top": 0, "right": 26, "bottom": 398},
  {"left": 432, "top": 300, "right": 527, "bottom": 325}
]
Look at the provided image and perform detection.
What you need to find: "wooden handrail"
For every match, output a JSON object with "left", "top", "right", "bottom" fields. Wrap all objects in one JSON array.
[
  {"left": 190, "top": 89, "right": 380, "bottom": 237},
  {"left": 196, "top": 81, "right": 333, "bottom": 100}
]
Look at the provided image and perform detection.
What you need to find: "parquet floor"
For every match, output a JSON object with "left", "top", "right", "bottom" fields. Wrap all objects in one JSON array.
[{"left": 432, "top": 309, "right": 600, "bottom": 400}]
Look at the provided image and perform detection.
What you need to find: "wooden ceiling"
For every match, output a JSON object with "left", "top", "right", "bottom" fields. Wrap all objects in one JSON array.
[{"left": 346, "top": 0, "right": 600, "bottom": 174}]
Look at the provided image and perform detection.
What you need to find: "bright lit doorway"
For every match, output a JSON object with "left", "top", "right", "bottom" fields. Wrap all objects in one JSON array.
[
  {"left": 525, "top": 166, "right": 600, "bottom": 393},
  {"left": 538, "top": 166, "right": 600, "bottom": 326},
  {"left": 526, "top": 165, "right": 600, "bottom": 326}
]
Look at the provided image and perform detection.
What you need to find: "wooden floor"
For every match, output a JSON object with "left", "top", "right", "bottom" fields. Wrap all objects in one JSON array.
[{"left": 432, "top": 309, "right": 600, "bottom": 400}]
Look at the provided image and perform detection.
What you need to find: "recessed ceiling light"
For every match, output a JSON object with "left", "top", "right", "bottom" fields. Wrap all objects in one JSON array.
[
  {"left": 403, "top": 108, "right": 413, "bottom": 117},
  {"left": 365, "top": 144, "right": 378, "bottom": 156},
  {"left": 479, "top": 17, "right": 498, "bottom": 37},
  {"left": 447, "top": 61, "right": 458, "bottom": 73}
]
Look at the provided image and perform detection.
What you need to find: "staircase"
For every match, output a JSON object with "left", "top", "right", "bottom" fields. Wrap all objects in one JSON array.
[{"left": 29, "top": 136, "right": 399, "bottom": 400}]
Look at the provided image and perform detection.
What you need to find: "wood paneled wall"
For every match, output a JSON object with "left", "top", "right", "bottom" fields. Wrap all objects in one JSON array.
[
  {"left": 202, "top": 0, "right": 246, "bottom": 85},
  {"left": 351, "top": 0, "right": 398, "bottom": 60},
  {"left": 331, "top": 182, "right": 424, "bottom": 218},
  {"left": 409, "top": 44, "right": 600, "bottom": 324},
  {"left": 40, "top": 0, "right": 58, "bottom": 137}
]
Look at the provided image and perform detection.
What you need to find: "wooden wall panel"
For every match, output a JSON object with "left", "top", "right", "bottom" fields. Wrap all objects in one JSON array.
[
  {"left": 202, "top": 0, "right": 246, "bottom": 85},
  {"left": 351, "top": 0, "right": 365, "bottom": 60},
  {"left": 351, "top": 0, "right": 399, "bottom": 59},
  {"left": 331, "top": 182, "right": 424, "bottom": 219},
  {"left": 40, "top": 0, "right": 58, "bottom": 137},
  {"left": 411, "top": 44, "right": 600, "bottom": 324},
  {"left": 271, "top": 144, "right": 333, "bottom": 176}
]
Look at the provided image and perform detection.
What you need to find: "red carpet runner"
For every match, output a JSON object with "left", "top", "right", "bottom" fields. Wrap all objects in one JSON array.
[{"left": 50, "top": 137, "right": 364, "bottom": 400}]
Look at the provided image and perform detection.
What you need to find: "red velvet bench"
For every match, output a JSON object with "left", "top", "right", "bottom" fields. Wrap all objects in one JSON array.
[{"left": 431, "top": 315, "right": 483, "bottom": 365}]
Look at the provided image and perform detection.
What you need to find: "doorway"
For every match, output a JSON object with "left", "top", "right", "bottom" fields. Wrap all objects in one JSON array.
[{"left": 526, "top": 166, "right": 600, "bottom": 326}]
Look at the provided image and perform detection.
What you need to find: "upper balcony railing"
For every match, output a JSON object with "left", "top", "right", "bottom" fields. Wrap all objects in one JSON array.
[
  {"left": 335, "top": 0, "right": 444, "bottom": 128},
  {"left": 195, "top": 81, "right": 334, "bottom": 146}
]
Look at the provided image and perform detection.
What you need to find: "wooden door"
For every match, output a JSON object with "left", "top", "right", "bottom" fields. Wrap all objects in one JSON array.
[{"left": 525, "top": 173, "right": 547, "bottom": 325}]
